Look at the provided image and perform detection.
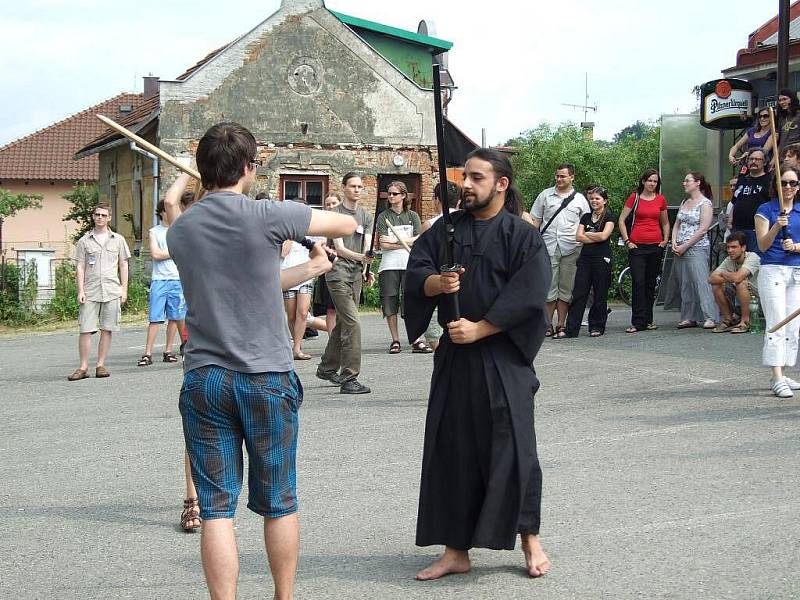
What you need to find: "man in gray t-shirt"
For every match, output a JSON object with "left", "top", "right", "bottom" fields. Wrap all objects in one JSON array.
[
  {"left": 317, "top": 172, "right": 375, "bottom": 394},
  {"left": 167, "top": 122, "right": 355, "bottom": 600}
]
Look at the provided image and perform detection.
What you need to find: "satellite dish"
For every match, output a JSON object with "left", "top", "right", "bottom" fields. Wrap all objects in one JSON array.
[{"left": 417, "top": 19, "right": 437, "bottom": 37}]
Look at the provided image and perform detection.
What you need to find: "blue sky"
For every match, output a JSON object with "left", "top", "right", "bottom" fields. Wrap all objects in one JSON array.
[{"left": 0, "top": 0, "right": 779, "bottom": 147}]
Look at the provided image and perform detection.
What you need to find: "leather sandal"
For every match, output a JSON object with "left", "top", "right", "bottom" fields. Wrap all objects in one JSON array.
[
  {"left": 181, "top": 497, "right": 202, "bottom": 532},
  {"left": 388, "top": 340, "right": 401, "bottom": 354},
  {"left": 137, "top": 355, "right": 153, "bottom": 366},
  {"left": 412, "top": 341, "right": 433, "bottom": 353},
  {"left": 162, "top": 352, "right": 178, "bottom": 363},
  {"left": 95, "top": 366, "right": 110, "bottom": 378},
  {"left": 67, "top": 368, "right": 89, "bottom": 381}
]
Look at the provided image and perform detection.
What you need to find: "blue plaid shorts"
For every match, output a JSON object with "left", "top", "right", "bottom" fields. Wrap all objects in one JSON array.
[{"left": 179, "top": 366, "right": 303, "bottom": 519}]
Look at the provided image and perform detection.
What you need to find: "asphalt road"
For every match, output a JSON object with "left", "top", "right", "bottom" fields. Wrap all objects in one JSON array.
[{"left": 1, "top": 308, "right": 799, "bottom": 599}]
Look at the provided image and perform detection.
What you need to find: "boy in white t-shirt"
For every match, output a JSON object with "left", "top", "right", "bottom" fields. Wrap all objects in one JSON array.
[{"left": 137, "top": 200, "right": 187, "bottom": 365}]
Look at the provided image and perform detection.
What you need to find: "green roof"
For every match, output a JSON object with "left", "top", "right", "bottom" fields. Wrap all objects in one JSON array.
[{"left": 329, "top": 10, "right": 453, "bottom": 53}]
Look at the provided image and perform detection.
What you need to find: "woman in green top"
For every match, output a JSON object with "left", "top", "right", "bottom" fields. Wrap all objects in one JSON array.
[{"left": 376, "top": 181, "right": 431, "bottom": 353}]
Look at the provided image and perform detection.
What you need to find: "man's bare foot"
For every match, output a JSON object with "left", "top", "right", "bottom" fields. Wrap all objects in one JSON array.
[
  {"left": 415, "top": 547, "right": 471, "bottom": 581},
  {"left": 521, "top": 534, "right": 551, "bottom": 577}
]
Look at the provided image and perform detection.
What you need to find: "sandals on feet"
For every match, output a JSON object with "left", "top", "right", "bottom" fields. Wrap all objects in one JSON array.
[
  {"left": 589, "top": 330, "right": 603, "bottom": 337},
  {"left": 181, "top": 497, "right": 202, "bottom": 532},
  {"left": 293, "top": 351, "right": 312, "bottom": 360},
  {"left": 712, "top": 319, "right": 735, "bottom": 333},
  {"left": 544, "top": 325, "right": 553, "bottom": 337},
  {"left": 388, "top": 340, "right": 401, "bottom": 354},
  {"left": 626, "top": 326, "right": 640, "bottom": 334},
  {"left": 67, "top": 368, "right": 89, "bottom": 381},
  {"left": 552, "top": 325, "right": 567, "bottom": 339},
  {"left": 137, "top": 355, "right": 153, "bottom": 367},
  {"left": 646, "top": 324, "right": 658, "bottom": 331},
  {"left": 162, "top": 352, "right": 178, "bottom": 363},
  {"left": 729, "top": 321, "right": 750, "bottom": 334},
  {"left": 676, "top": 320, "right": 698, "bottom": 329},
  {"left": 412, "top": 341, "right": 434, "bottom": 353}
]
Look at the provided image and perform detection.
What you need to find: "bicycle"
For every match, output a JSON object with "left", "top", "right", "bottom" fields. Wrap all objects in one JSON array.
[{"left": 617, "top": 244, "right": 668, "bottom": 307}]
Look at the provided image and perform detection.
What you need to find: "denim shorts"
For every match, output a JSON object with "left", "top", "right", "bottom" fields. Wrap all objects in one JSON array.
[
  {"left": 179, "top": 366, "right": 303, "bottom": 519},
  {"left": 148, "top": 279, "right": 187, "bottom": 322}
]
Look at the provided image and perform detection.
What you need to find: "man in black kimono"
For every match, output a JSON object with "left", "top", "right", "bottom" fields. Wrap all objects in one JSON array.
[{"left": 404, "top": 148, "right": 552, "bottom": 580}]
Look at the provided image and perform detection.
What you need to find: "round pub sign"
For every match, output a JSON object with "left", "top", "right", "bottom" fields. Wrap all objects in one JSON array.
[{"left": 700, "top": 78, "right": 753, "bottom": 130}]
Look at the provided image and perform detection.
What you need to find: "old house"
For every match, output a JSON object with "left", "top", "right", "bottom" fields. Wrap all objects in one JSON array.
[
  {"left": 0, "top": 93, "right": 146, "bottom": 257},
  {"left": 77, "top": 0, "right": 475, "bottom": 251}
]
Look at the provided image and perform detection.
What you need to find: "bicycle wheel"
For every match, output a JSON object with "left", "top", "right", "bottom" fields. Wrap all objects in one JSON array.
[{"left": 617, "top": 266, "right": 632, "bottom": 306}]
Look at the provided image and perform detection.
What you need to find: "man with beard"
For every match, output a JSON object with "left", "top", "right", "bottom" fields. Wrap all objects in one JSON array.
[
  {"left": 404, "top": 148, "right": 552, "bottom": 580},
  {"left": 731, "top": 149, "right": 771, "bottom": 254}
]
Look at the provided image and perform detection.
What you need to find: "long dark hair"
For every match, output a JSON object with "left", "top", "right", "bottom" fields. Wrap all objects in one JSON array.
[
  {"left": 778, "top": 89, "right": 800, "bottom": 119},
  {"left": 636, "top": 169, "right": 661, "bottom": 194},
  {"left": 772, "top": 165, "right": 800, "bottom": 200},
  {"left": 687, "top": 171, "right": 713, "bottom": 200},
  {"left": 465, "top": 147, "right": 526, "bottom": 216}
]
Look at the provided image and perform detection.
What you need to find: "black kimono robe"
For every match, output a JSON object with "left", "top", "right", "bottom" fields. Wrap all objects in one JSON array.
[{"left": 404, "top": 208, "right": 551, "bottom": 551}]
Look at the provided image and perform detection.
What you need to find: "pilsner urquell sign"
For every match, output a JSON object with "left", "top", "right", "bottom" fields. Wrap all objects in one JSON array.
[{"left": 700, "top": 79, "right": 753, "bottom": 130}]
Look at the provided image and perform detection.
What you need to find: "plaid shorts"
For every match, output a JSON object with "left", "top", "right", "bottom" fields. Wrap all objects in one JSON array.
[
  {"left": 283, "top": 283, "right": 313, "bottom": 299},
  {"left": 179, "top": 366, "right": 303, "bottom": 519}
]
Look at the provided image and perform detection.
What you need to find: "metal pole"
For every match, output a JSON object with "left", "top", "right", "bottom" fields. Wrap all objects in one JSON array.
[{"left": 778, "top": 0, "right": 790, "bottom": 92}]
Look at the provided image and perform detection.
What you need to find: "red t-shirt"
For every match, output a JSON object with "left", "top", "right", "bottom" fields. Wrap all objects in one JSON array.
[{"left": 625, "top": 193, "right": 667, "bottom": 245}]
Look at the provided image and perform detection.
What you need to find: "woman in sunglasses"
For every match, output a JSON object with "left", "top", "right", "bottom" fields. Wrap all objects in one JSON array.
[
  {"left": 728, "top": 110, "right": 773, "bottom": 170},
  {"left": 672, "top": 172, "right": 718, "bottom": 330},
  {"left": 755, "top": 166, "right": 800, "bottom": 398}
]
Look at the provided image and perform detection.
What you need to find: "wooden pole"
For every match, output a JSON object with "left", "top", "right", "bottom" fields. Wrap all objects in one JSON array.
[
  {"left": 768, "top": 107, "right": 787, "bottom": 214},
  {"left": 95, "top": 114, "right": 201, "bottom": 181},
  {"left": 384, "top": 218, "right": 412, "bottom": 253}
]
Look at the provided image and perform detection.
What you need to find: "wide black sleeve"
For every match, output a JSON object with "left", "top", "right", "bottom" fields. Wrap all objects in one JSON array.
[
  {"left": 403, "top": 223, "right": 443, "bottom": 343},
  {"left": 484, "top": 227, "right": 551, "bottom": 364}
]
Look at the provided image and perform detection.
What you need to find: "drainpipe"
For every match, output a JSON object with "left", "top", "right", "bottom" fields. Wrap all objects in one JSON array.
[{"left": 129, "top": 141, "right": 159, "bottom": 245}]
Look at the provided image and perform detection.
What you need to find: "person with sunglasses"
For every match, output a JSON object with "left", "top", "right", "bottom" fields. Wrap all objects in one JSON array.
[
  {"left": 375, "top": 181, "right": 428, "bottom": 353},
  {"left": 728, "top": 110, "right": 772, "bottom": 170},
  {"left": 68, "top": 202, "right": 131, "bottom": 381},
  {"left": 730, "top": 149, "right": 771, "bottom": 254},
  {"left": 755, "top": 166, "right": 800, "bottom": 398}
]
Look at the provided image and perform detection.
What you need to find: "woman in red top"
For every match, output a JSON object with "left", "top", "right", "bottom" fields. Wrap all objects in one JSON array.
[{"left": 618, "top": 169, "right": 671, "bottom": 333}]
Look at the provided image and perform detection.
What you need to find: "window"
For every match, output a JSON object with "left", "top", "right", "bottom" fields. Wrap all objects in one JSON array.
[{"left": 280, "top": 175, "right": 327, "bottom": 207}]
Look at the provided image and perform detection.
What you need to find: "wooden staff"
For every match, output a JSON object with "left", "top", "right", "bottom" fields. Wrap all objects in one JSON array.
[
  {"left": 768, "top": 107, "right": 788, "bottom": 215},
  {"left": 769, "top": 305, "right": 800, "bottom": 333},
  {"left": 96, "top": 114, "right": 201, "bottom": 181},
  {"left": 384, "top": 218, "right": 412, "bottom": 253}
]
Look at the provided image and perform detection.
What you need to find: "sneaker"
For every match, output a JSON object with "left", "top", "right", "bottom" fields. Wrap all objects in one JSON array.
[
  {"left": 771, "top": 377, "right": 794, "bottom": 398},
  {"left": 340, "top": 380, "right": 371, "bottom": 394},
  {"left": 316, "top": 369, "right": 341, "bottom": 385},
  {"left": 782, "top": 376, "right": 800, "bottom": 390}
]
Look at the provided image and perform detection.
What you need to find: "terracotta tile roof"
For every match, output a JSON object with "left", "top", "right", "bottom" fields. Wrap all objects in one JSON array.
[
  {"left": 77, "top": 95, "right": 161, "bottom": 158},
  {"left": 0, "top": 93, "right": 146, "bottom": 181}
]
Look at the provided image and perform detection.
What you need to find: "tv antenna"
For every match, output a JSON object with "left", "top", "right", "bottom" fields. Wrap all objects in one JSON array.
[{"left": 562, "top": 72, "right": 597, "bottom": 125}]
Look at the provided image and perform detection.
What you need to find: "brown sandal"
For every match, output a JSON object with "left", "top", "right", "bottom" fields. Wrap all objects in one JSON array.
[
  {"left": 181, "top": 497, "right": 202, "bottom": 532},
  {"left": 162, "top": 352, "right": 178, "bottom": 363}
]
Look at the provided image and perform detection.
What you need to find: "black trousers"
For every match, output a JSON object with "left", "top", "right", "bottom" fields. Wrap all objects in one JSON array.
[
  {"left": 629, "top": 244, "right": 663, "bottom": 329},
  {"left": 565, "top": 255, "right": 612, "bottom": 336}
]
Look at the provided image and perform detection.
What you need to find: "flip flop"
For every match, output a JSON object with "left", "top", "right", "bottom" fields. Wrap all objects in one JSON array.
[{"left": 293, "top": 351, "right": 312, "bottom": 360}]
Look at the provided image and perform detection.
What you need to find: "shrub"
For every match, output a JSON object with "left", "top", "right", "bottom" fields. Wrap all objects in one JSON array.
[
  {"left": 123, "top": 256, "right": 149, "bottom": 314},
  {"left": 0, "top": 262, "right": 22, "bottom": 323},
  {"left": 47, "top": 260, "right": 79, "bottom": 321}
]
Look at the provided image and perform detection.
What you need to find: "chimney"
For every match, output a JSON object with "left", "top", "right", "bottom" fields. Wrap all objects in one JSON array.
[{"left": 143, "top": 76, "right": 159, "bottom": 100}]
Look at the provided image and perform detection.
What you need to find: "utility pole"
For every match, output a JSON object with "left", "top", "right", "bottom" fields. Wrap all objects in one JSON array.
[
  {"left": 562, "top": 72, "right": 597, "bottom": 139},
  {"left": 778, "top": 0, "right": 790, "bottom": 92}
]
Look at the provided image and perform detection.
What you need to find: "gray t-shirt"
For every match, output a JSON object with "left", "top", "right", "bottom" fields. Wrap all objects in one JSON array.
[
  {"left": 326, "top": 203, "right": 373, "bottom": 283},
  {"left": 167, "top": 191, "right": 311, "bottom": 374}
]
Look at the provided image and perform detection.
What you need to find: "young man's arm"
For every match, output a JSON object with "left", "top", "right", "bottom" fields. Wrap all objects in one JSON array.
[
  {"left": 119, "top": 257, "right": 129, "bottom": 305},
  {"left": 149, "top": 230, "right": 170, "bottom": 261},
  {"left": 76, "top": 262, "right": 86, "bottom": 304},
  {"left": 164, "top": 173, "right": 191, "bottom": 223}
]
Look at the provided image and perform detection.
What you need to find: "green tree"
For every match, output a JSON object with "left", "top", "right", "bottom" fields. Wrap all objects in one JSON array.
[
  {"left": 0, "top": 188, "right": 43, "bottom": 257},
  {"left": 62, "top": 183, "right": 99, "bottom": 242},
  {"left": 509, "top": 121, "right": 660, "bottom": 297}
]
